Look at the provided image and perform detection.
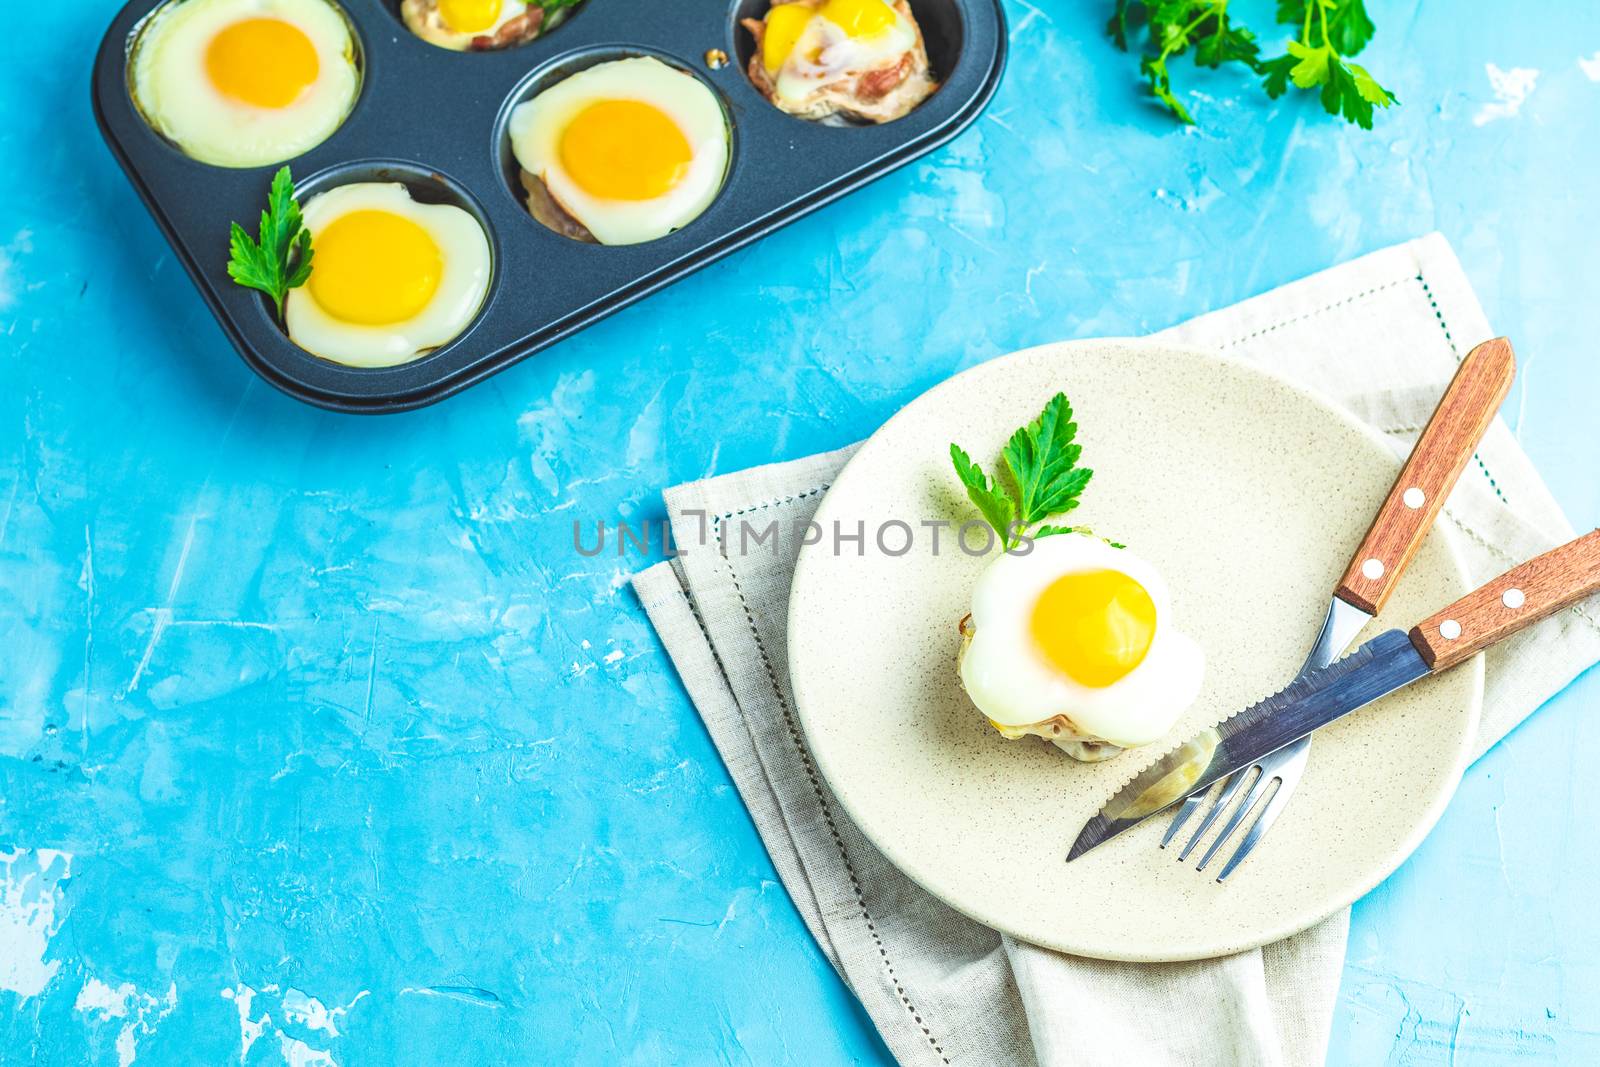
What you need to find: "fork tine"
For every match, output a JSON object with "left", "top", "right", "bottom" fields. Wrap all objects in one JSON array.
[
  {"left": 1214, "top": 776, "right": 1291, "bottom": 882},
  {"left": 1194, "top": 769, "right": 1273, "bottom": 872},
  {"left": 1160, "top": 792, "right": 1206, "bottom": 848},
  {"left": 1176, "top": 768, "right": 1255, "bottom": 861}
]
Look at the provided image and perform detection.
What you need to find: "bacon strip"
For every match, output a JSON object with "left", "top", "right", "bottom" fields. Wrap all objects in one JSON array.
[
  {"left": 519, "top": 170, "right": 596, "bottom": 244},
  {"left": 856, "top": 53, "right": 913, "bottom": 101},
  {"left": 471, "top": 6, "right": 544, "bottom": 51}
]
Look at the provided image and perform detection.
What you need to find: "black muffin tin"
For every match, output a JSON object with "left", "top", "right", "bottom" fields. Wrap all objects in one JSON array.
[{"left": 93, "top": 0, "right": 1006, "bottom": 412}]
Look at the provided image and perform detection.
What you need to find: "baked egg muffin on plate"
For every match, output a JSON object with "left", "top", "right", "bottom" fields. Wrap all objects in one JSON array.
[
  {"left": 130, "top": 0, "right": 360, "bottom": 168},
  {"left": 741, "top": 0, "right": 938, "bottom": 123},
  {"left": 507, "top": 57, "right": 730, "bottom": 245},
  {"left": 949, "top": 392, "right": 1203, "bottom": 761},
  {"left": 959, "top": 534, "right": 1205, "bottom": 762}
]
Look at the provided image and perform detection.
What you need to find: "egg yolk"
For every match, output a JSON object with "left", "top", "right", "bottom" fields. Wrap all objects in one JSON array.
[
  {"left": 438, "top": 0, "right": 502, "bottom": 33},
  {"left": 559, "top": 100, "right": 692, "bottom": 201},
  {"left": 762, "top": 3, "right": 814, "bottom": 72},
  {"left": 308, "top": 210, "right": 443, "bottom": 326},
  {"left": 205, "top": 18, "right": 319, "bottom": 109},
  {"left": 763, "top": 0, "right": 896, "bottom": 72},
  {"left": 1029, "top": 569, "right": 1157, "bottom": 688},
  {"left": 819, "top": 0, "right": 898, "bottom": 38}
]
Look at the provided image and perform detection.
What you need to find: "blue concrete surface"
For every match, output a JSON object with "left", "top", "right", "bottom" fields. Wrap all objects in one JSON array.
[{"left": 2, "top": 0, "right": 1597, "bottom": 1063}]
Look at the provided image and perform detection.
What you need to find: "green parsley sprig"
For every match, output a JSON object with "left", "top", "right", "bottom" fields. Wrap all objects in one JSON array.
[
  {"left": 227, "top": 165, "right": 312, "bottom": 318},
  {"left": 1108, "top": 1, "right": 1260, "bottom": 124},
  {"left": 950, "top": 393, "right": 1098, "bottom": 551},
  {"left": 1260, "top": 1, "right": 1396, "bottom": 128},
  {"left": 1109, "top": 0, "right": 1396, "bottom": 128}
]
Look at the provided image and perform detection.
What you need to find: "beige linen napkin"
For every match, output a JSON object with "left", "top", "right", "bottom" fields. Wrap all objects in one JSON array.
[{"left": 631, "top": 233, "right": 1600, "bottom": 1067}]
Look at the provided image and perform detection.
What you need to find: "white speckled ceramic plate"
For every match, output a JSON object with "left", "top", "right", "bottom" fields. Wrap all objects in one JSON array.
[{"left": 787, "top": 340, "right": 1483, "bottom": 962}]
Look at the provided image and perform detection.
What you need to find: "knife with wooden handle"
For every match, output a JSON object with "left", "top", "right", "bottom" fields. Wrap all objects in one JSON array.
[
  {"left": 1071, "top": 528, "right": 1600, "bottom": 862},
  {"left": 1335, "top": 336, "right": 1517, "bottom": 616},
  {"left": 1163, "top": 337, "right": 1517, "bottom": 855}
]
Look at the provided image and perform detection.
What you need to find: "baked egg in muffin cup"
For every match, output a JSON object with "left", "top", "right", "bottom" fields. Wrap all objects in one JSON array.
[
  {"left": 129, "top": 0, "right": 361, "bottom": 168},
  {"left": 740, "top": 0, "right": 939, "bottom": 124},
  {"left": 282, "top": 181, "right": 492, "bottom": 368},
  {"left": 400, "top": 0, "right": 583, "bottom": 51},
  {"left": 506, "top": 56, "right": 730, "bottom": 245}
]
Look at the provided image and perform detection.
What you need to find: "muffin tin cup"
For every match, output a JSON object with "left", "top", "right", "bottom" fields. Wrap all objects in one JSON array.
[{"left": 93, "top": 0, "right": 1007, "bottom": 413}]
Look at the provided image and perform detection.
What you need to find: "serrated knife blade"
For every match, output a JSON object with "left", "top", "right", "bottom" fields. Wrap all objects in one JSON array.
[{"left": 1067, "top": 629, "right": 1431, "bottom": 862}]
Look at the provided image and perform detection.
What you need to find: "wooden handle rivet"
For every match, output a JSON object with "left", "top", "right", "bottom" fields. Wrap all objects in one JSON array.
[
  {"left": 1362, "top": 558, "right": 1386, "bottom": 581},
  {"left": 1502, "top": 588, "right": 1526, "bottom": 609},
  {"left": 1440, "top": 620, "right": 1462, "bottom": 640},
  {"left": 1403, "top": 487, "right": 1425, "bottom": 509}
]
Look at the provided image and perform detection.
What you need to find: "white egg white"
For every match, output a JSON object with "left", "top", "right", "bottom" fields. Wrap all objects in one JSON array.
[
  {"left": 131, "top": 0, "right": 360, "bottom": 168},
  {"left": 284, "top": 183, "right": 491, "bottom": 368},
  {"left": 507, "top": 57, "right": 729, "bottom": 246},
  {"left": 958, "top": 534, "right": 1205, "bottom": 751}
]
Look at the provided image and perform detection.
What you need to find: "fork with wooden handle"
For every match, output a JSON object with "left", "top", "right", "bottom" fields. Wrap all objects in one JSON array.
[
  {"left": 1163, "top": 337, "right": 1517, "bottom": 880},
  {"left": 1070, "top": 527, "right": 1600, "bottom": 865}
]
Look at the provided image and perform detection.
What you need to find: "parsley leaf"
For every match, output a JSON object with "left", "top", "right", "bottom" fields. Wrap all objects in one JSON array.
[
  {"left": 950, "top": 393, "right": 1096, "bottom": 551},
  {"left": 1260, "top": 52, "right": 1298, "bottom": 98},
  {"left": 227, "top": 165, "right": 312, "bottom": 318},
  {"left": 1002, "top": 393, "right": 1092, "bottom": 526},
  {"left": 1193, "top": 18, "right": 1260, "bottom": 69},
  {"left": 1279, "top": 0, "right": 1375, "bottom": 55},
  {"left": 1109, "top": 0, "right": 1394, "bottom": 128},
  {"left": 951, "top": 443, "right": 1016, "bottom": 547},
  {"left": 1033, "top": 523, "right": 1095, "bottom": 541},
  {"left": 1035, "top": 524, "right": 1126, "bottom": 550},
  {"left": 1267, "top": 33, "right": 1395, "bottom": 129}
]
